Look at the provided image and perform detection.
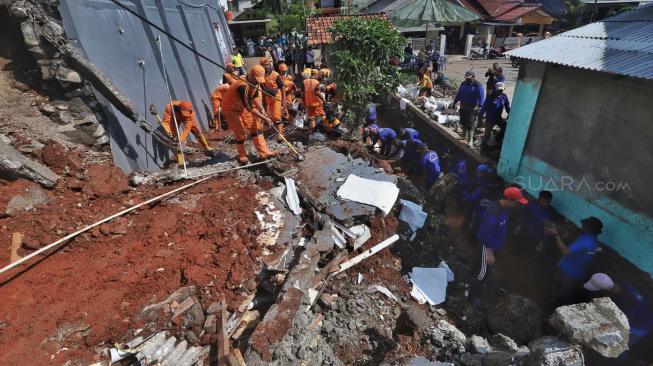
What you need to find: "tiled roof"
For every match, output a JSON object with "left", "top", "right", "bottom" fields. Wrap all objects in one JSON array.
[
  {"left": 494, "top": 3, "right": 540, "bottom": 20},
  {"left": 475, "top": 0, "right": 521, "bottom": 16},
  {"left": 507, "top": 3, "right": 653, "bottom": 80},
  {"left": 306, "top": 13, "right": 389, "bottom": 45}
]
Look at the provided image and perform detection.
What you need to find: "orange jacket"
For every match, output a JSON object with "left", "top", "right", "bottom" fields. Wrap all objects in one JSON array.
[
  {"left": 211, "top": 84, "right": 231, "bottom": 116},
  {"left": 283, "top": 75, "right": 296, "bottom": 103},
  {"left": 263, "top": 71, "right": 281, "bottom": 95},
  {"left": 223, "top": 72, "right": 238, "bottom": 85},
  {"left": 162, "top": 100, "right": 200, "bottom": 142},
  {"left": 303, "top": 78, "right": 322, "bottom": 107},
  {"left": 222, "top": 77, "right": 259, "bottom": 113}
]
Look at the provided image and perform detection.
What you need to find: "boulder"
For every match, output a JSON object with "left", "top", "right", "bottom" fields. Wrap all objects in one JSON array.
[
  {"left": 41, "top": 140, "right": 82, "bottom": 172},
  {"left": 469, "top": 335, "right": 492, "bottom": 354},
  {"left": 549, "top": 297, "right": 629, "bottom": 358},
  {"left": 0, "top": 137, "right": 60, "bottom": 187},
  {"left": 528, "top": 336, "right": 583, "bottom": 366},
  {"left": 486, "top": 295, "right": 541, "bottom": 344}
]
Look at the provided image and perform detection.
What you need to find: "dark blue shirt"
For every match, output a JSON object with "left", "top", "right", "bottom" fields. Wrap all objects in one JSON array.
[
  {"left": 479, "top": 93, "right": 511, "bottom": 124},
  {"left": 615, "top": 283, "right": 653, "bottom": 344},
  {"left": 367, "top": 104, "right": 377, "bottom": 122},
  {"left": 403, "top": 128, "right": 420, "bottom": 140},
  {"left": 400, "top": 138, "right": 423, "bottom": 162},
  {"left": 454, "top": 80, "right": 485, "bottom": 108},
  {"left": 558, "top": 233, "right": 597, "bottom": 279},
  {"left": 418, "top": 150, "right": 441, "bottom": 188},
  {"left": 463, "top": 176, "right": 490, "bottom": 204},
  {"left": 374, "top": 128, "right": 396, "bottom": 144},
  {"left": 519, "top": 201, "right": 559, "bottom": 243},
  {"left": 487, "top": 74, "right": 506, "bottom": 91},
  {"left": 477, "top": 202, "right": 509, "bottom": 251}
]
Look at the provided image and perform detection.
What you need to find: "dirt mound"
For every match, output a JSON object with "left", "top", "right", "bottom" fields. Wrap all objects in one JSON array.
[
  {"left": 82, "top": 163, "right": 130, "bottom": 198},
  {"left": 41, "top": 139, "right": 82, "bottom": 172},
  {"left": 0, "top": 174, "right": 266, "bottom": 365}
]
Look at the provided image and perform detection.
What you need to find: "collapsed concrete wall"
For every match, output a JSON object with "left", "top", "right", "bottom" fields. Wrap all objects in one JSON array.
[{"left": 57, "top": 0, "right": 234, "bottom": 172}]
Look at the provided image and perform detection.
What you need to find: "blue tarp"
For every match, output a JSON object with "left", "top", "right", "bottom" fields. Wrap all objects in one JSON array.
[{"left": 59, "top": 0, "right": 233, "bottom": 172}]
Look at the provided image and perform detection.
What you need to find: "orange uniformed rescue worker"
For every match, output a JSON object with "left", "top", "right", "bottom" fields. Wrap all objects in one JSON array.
[
  {"left": 319, "top": 63, "right": 331, "bottom": 80},
  {"left": 221, "top": 65, "right": 277, "bottom": 164},
  {"left": 162, "top": 100, "right": 213, "bottom": 165},
  {"left": 303, "top": 69, "right": 325, "bottom": 129},
  {"left": 259, "top": 58, "right": 286, "bottom": 134},
  {"left": 223, "top": 63, "right": 239, "bottom": 85},
  {"left": 278, "top": 63, "right": 296, "bottom": 119},
  {"left": 210, "top": 83, "right": 231, "bottom": 128}
]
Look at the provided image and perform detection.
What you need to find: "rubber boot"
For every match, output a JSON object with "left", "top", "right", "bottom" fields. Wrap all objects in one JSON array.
[
  {"left": 252, "top": 134, "right": 277, "bottom": 159},
  {"left": 197, "top": 134, "right": 213, "bottom": 151},
  {"left": 176, "top": 152, "right": 185, "bottom": 166},
  {"left": 236, "top": 143, "right": 249, "bottom": 165}
]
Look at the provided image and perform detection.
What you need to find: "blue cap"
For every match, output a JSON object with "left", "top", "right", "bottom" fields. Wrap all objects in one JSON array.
[
  {"left": 476, "top": 164, "right": 491, "bottom": 174},
  {"left": 368, "top": 124, "right": 379, "bottom": 130}
]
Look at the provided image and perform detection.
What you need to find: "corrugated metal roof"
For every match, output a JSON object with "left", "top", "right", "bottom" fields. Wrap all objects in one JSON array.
[{"left": 507, "top": 3, "right": 653, "bottom": 80}]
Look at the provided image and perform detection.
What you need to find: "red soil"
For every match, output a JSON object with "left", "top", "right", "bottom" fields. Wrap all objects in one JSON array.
[{"left": 0, "top": 165, "right": 265, "bottom": 365}]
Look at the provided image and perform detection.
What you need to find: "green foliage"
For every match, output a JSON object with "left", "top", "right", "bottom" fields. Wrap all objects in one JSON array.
[
  {"left": 328, "top": 18, "right": 404, "bottom": 128},
  {"left": 562, "top": 0, "right": 586, "bottom": 29},
  {"left": 252, "top": 0, "right": 313, "bottom": 34}
]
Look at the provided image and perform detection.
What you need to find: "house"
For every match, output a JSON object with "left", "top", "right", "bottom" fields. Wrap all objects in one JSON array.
[
  {"left": 305, "top": 13, "right": 390, "bottom": 46},
  {"left": 456, "top": 0, "right": 555, "bottom": 48},
  {"left": 501, "top": 3, "right": 653, "bottom": 275}
]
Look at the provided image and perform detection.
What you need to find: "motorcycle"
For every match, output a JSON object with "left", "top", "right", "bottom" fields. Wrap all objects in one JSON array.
[
  {"left": 510, "top": 55, "right": 521, "bottom": 68},
  {"left": 469, "top": 46, "right": 488, "bottom": 60}
]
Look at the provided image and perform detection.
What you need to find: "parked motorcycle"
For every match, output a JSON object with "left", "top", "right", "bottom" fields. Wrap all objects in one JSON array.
[
  {"left": 510, "top": 55, "right": 521, "bottom": 68},
  {"left": 469, "top": 46, "right": 487, "bottom": 60}
]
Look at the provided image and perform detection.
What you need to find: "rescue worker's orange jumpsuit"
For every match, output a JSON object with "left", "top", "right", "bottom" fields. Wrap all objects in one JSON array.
[
  {"left": 162, "top": 100, "right": 212, "bottom": 164},
  {"left": 263, "top": 69, "right": 285, "bottom": 132},
  {"left": 210, "top": 83, "right": 231, "bottom": 129},
  {"left": 222, "top": 69, "right": 276, "bottom": 164},
  {"left": 303, "top": 77, "right": 325, "bottom": 129}
]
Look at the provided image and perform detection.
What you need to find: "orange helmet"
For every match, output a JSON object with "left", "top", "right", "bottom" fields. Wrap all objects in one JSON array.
[
  {"left": 179, "top": 101, "right": 193, "bottom": 111},
  {"left": 278, "top": 63, "right": 288, "bottom": 72},
  {"left": 311, "top": 69, "right": 319, "bottom": 76},
  {"left": 259, "top": 57, "right": 270, "bottom": 66}
]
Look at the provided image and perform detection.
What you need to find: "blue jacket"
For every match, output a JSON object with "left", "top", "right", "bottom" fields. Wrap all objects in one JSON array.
[
  {"left": 367, "top": 103, "right": 377, "bottom": 122},
  {"left": 418, "top": 150, "right": 441, "bottom": 188},
  {"left": 463, "top": 175, "right": 490, "bottom": 204},
  {"left": 373, "top": 128, "right": 397, "bottom": 144},
  {"left": 454, "top": 80, "right": 484, "bottom": 108},
  {"left": 487, "top": 74, "right": 506, "bottom": 91},
  {"left": 519, "top": 201, "right": 560, "bottom": 243},
  {"left": 476, "top": 201, "right": 509, "bottom": 251},
  {"left": 558, "top": 233, "right": 597, "bottom": 280},
  {"left": 403, "top": 128, "right": 420, "bottom": 140},
  {"left": 479, "top": 93, "right": 511, "bottom": 124},
  {"left": 400, "top": 138, "right": 423, "bottom": 162}
]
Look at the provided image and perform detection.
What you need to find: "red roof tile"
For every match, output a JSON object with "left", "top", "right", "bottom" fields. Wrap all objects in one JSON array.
[
  {"left": 306, "top": 13, "right": 389, "bottom": 45},
  {"left": 475, "top": 0, "right": 521, "bottom": 16},
  {"left": 494, "top": 3, "right": 541, "bottom": 20}
]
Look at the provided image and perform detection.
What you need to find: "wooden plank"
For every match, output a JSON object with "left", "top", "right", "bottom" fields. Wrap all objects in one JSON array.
[
  {"left": 10, "top": 233, "right": 23, "bottom": 263},
  {"left": 216, "top": 295, "right": 230, "bottom": 366}
]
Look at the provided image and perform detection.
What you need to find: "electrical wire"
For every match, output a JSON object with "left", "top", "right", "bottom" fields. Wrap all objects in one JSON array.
[{"left": 107, "top": 0, "right": 287, "bottom": 105}]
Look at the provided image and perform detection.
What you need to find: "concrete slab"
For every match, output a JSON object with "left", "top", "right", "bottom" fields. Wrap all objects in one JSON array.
[{"left": 294, "top": 146, "right": 397, "bottom": 222}]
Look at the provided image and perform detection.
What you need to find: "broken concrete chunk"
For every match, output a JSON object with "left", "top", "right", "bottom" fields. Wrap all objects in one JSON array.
[
  {"left": 528, "top": 336, "right": 584, "bottom": 366},
  {"left": 4, "top": 180, "right": 49, "bottom": 217},
  {"left": 549, "top": 297, "right": 629, "bottom": 358},
  {"left": 203, "top": 314, "right": 217, "bottom": 335},
  {"left": 435, "top": 320, "right": 467, "bottom": 343},
  {"left": 0, "top": 137, "right": 60, "bottom": 187},
  {"left": 469, "top": 335, "right": 493, "bottom": 354},
  {"left": 489, "top": 333, "right": 524, "bottom": 353}
]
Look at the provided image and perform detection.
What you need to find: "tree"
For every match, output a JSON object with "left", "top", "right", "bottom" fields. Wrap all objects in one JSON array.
[
  {"left": 561, "top": 0, "right": 586, "bottom": 29},
  {"left": 253, "top": 0, "right": 313, "bottom": 35},
  {"left": 327, "top": 18, "right": 404, "bottom": 129}
]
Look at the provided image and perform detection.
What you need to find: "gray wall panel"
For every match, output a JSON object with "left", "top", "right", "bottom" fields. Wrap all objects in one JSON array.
[{"left": 59, "top": 0, "right": 232, "bottom": 172}]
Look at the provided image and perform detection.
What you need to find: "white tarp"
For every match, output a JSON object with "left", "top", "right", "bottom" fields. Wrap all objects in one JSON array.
[
  {"left": 410, "top": 267, "right": 449, "bottom": 306},
  {"left": 399, "top": 199, "right": 428, "bottom": 232},
  {"left": 336, "top": 174, "right": 399, "bottom": 215}
]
